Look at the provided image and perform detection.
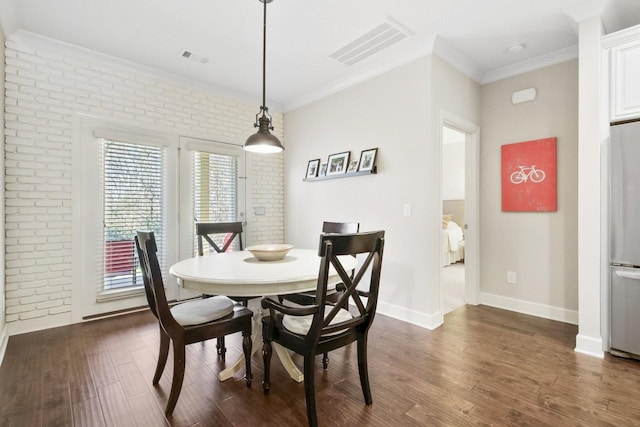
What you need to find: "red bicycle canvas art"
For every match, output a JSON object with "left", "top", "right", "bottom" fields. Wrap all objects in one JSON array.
[{"left": 501, "top": 137, "right": 557, "bottom": 212}]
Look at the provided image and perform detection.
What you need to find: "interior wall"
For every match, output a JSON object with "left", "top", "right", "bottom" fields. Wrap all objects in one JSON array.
[
  {"left": 3, "top": 32, "right": 284, "bottom": 335},
  {"left": 284, "top": 54, "right": 480, "bottom": 327},
  {"left": 0, "top": 20, "right": 7, "bottom": 361},
  {"left": 442, "top": 135, "right": 465, "bottom": 200},
  {"left": 479, "top": 59, "right": 579, "bottom": 321}
]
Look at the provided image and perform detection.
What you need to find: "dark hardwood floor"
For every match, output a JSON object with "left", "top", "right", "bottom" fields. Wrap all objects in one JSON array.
[{"left": 1, "top": 304, "right": 639, "bottom": 426}]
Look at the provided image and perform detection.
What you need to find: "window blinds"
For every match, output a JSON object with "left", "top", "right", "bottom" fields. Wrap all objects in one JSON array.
[
  {"left": 191, "top": 151, "right": 239, "bottom": 256},
  {"left": 99, "top": 138, "right": 165, "bottom": 297}
]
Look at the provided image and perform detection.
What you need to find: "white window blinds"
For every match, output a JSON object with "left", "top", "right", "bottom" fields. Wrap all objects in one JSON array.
[
  {"left": 99, "top": 138, "right": 165, "bottom": 297},
  {"left": 191, "top": 151, "right": 239, "bottom": 255}
]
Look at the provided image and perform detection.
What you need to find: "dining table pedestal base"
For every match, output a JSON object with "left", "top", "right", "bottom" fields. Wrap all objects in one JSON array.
[{"left": 217, "top": 309, "right": 304, "bottom": 383}]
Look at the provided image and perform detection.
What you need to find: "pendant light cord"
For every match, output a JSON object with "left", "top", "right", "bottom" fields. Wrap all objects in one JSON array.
[{"left": 261, "top": 0, "right": 267, "bottom": 112}]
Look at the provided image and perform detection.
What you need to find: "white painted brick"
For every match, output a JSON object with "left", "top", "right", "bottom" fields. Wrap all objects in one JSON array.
[
  {"left": 5, "top": 37, "right": 285, "bottom": 329},
  {"left": 49, "top": 305, "right": 71, "bottom": 315},
  {"left": 20, "top": 310, "right": 49, "bottom": 320},
  {"left": 6, "top": 304, "right": 36, "bottom": 314},
  {"left": 6, "top": 289, "right": 35, "bottom": 299},
  {"left": 21, "top": 294, "right": 48, "bottom": 305}
]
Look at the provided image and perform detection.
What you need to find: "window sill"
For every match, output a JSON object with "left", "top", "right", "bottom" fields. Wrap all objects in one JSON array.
[{"left": 96, "top": 287, "right": 145, "bottom": 302}]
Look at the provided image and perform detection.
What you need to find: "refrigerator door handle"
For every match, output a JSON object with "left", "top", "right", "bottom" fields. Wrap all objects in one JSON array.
[{"left": 614, "top": 269, "right": 640, "bottom": 280}]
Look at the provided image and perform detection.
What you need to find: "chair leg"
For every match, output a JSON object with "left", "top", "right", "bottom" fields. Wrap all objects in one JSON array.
[
  {"left": 242, "top": 329, "right": 252, "bottom": 387},
  {"left": 217, "top": 336, "right": 226, "bottom": 360},
  {"left": 303, "top": 355, "right": 318, "bottom": 427},
  {"left": 322, "top": 352, "right": 329, "bottom": 369},
  {"left": 357, "top": 335, "right": 372, "bottom": 405},
  {"left": 165, "top": 339, "right": 186, "bottom": 416},
  {"left": 262, "top": 339, "right": 272, "bottom": 395},
  {"left": 153, "top": 328, "right": 170, "bottom": 385}
]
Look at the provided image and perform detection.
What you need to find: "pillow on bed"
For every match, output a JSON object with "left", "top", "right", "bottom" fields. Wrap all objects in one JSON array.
[
  {"left": 447, "top": 220, "right": 461, "bottom": 230},
  {"left": 442, "top": 214, "right": 453, "bottom": 229}
]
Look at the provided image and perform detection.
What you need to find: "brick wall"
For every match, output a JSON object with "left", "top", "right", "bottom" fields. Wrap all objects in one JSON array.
[{"left": 4, "top": 32, "right": 284, "bottom": 333}]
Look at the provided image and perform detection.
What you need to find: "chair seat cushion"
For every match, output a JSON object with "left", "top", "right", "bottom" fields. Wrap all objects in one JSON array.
[
  {"left": 171, "top": 296, "right": 235, "bottom": 326},
  {"left": 282, "top": 306, "right": 353, "bottom": 336}
]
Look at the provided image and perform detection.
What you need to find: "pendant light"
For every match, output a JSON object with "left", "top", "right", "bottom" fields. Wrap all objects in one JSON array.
[{"left": 244, "top": 0, "right": 284, "bottom": 153}]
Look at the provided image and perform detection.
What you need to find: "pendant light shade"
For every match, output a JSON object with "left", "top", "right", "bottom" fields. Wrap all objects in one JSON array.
[{"left": 244, "top": 0, "right": 284, "bottom": 153}]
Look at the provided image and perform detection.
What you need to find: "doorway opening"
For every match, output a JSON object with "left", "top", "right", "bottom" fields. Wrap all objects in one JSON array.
[
  {"left": 438, "top": 111, "right": 480, "bottom": 320},
  {"left": 442, "top": 126, "right": 466, "bottom": 314}
]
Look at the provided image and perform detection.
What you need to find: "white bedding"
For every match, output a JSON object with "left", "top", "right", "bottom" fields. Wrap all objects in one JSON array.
[{"left": 443, "top": 221, "right": 464, "bottom": 266}]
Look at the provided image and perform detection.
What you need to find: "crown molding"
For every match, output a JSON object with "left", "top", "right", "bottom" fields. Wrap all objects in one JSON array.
[
  {"left": 8, "top": 30, "right": 281, "bottom": 112},
  {"left": 432, "top": 36, "right": 484, "bottom": 84},
  {"left": 602, "top": 23, "right": 640, "bottom": 48},
  {"left": 481, "top": 45, "right": 579, "bottom": 84}
]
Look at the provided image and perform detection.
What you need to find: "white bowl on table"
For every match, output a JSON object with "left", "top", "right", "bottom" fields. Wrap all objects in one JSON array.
[{"left": 246, "top": 244, "right": 294, "bottom": 262}]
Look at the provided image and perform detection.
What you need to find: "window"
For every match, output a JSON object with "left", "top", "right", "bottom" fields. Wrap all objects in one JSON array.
[
  {"left": 100, "top": 139, "right": 165, "bottom": 294},
  {"left": 191, "top": 150, "right": 240, "bottom": 255},
  {"left": 72, "top": 120, "right": 245, "bottom": 319}
]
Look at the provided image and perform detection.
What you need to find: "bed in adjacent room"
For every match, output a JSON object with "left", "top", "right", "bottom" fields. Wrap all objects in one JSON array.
[{"left": 443, "top": 199, "right": 465, "bottom": 267}]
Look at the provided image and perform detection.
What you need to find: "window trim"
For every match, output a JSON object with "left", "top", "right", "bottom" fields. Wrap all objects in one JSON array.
[{"left": 72, "top": 115, "right": 179, "bottom": 321}]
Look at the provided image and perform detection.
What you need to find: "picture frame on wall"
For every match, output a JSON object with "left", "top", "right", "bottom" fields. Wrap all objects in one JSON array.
[
  {"left": 358, "top": 148, "right": 378, "bottom": 171},
  {"left": 319, "top": 163, "right": 328, "bottom": 176},
  {"left": 346, "top": 160, "right": 359, "bottom": 173},
  {"left": 305, "top": 159, "right": 320, "bottom": 179},
  {"left": 327, "top": 151, "right": 350, "bottom": 176}
]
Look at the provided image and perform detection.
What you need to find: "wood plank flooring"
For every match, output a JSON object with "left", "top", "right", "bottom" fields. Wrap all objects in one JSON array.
[{"left": 1, "top": 304, "right": 640, "bottom": 426}]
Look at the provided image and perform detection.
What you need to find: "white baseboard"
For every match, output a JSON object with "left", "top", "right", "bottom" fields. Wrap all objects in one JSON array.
[
  {"left": 377, "top": 300, "right": 443, "bottom": 330},
  {"left": 0, "top": 324, "right": 8, "bottom": 368},
  {"left": 575, "top": 334, "right": 605, "bottom": 358},
  {"left": 7, "top": 312, "right": 71, "bottom": 336},
  {"left": 480, "top": 292, "right": 579, "bottom": 325}
]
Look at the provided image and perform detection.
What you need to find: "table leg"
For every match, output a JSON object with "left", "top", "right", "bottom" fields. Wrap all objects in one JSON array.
[
  {"left": 217, "top": 307, "right": 304, "bottom": 383},
  {"left": 273, "top": 343, "right": 304, "bottom": 382}
]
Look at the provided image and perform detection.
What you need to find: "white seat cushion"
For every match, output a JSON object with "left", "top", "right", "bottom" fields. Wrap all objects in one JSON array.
[
  {"left": 282, "top": 306, "right": 353, "bottom": 336},
  {"left": 171, "top": 295, "right": 235, "bottom": 326}
]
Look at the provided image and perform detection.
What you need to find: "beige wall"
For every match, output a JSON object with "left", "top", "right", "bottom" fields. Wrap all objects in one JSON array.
[
  {"left": 480, "top": 59, "right": 579, "bottom": 317},
  {"left": 285, "top": 55, "right": 480, "bottom": 327}
]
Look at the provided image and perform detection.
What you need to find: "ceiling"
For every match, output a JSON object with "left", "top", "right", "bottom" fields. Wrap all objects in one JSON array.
[{"left": 4, "top": 0, "right": 640, "bottom": 111}]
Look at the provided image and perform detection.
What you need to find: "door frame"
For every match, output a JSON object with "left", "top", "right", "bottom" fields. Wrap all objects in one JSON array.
[{"left": 438, "top": 110, "right": 480, "bottom": 312}]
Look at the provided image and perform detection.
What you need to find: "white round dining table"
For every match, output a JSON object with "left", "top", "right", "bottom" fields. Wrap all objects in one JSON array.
[{"left": 169, "top": 248, "right": 357, "bottom": 382}]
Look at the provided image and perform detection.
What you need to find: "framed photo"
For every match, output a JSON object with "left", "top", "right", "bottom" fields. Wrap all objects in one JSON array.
[
  {"left": 327, "top": 151, "right": 350, "bottom": 176},
  {"left": 305, "top": 159, "right": 320, "bottom": 179},
  {"left": 358, "top": 148, "right": 378, "bottom": 172},
  {"left": 319, "top": 163, "right": 328, "bottom": 176},
  {"left": 347, "top": 160, "right": 359, "bottom": 173}
]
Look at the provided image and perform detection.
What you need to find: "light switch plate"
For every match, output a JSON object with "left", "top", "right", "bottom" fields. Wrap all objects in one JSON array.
[{"left": 403, "top": 203, "right": 412, "bottom": 217}]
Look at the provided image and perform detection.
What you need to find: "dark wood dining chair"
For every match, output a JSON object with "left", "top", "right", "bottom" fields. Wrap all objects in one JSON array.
[
  {"left": 280, "top": 221, "right": 360, "bottom": 368},
  {"left": 261, "top": 230, "right": 385, "bottom": 427},
  {"left": 195, "top": 221, "right": 251, "bottom": 357},
  {"left": 135, "top": 231, "right": 253, "bottom": 416},
  {"left": 196, "top": 221, "right": 243, "bottom": 256}
]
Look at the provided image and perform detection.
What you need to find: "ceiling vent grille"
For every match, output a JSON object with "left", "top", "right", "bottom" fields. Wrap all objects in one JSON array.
[{"left": 329, "top": 16, "right": 414, "bottom": 66}]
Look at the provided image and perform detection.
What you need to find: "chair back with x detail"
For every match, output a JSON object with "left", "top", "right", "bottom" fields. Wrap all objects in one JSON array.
[
  {"left": 196, "top": 221, "right": 243, "bottom": 256},
  {"left": 321, "top": 221, "right": 359, "bottom": 234},
  {"left": 135, "top": 230, "right": 253, "bottom": 416},
  {"left": 261, "top": 230, "right": 385, "bottom": 427}
]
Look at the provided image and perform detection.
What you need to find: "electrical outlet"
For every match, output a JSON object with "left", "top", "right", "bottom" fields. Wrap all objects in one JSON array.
[
  {"left": 507, "top": 271, "right": 517, "bottom": 284},
  {"left": 403, "top": 203, "right": 412, "bottom": 217}
]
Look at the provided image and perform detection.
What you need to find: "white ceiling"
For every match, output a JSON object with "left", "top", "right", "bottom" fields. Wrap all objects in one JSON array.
[{"left": 4, "top": 0, "right": 640, "bottom": 112}]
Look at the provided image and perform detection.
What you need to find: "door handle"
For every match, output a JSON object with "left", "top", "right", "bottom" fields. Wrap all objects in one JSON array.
[{"left": 615, "top": 270, "right": 640, "bottom": 280}]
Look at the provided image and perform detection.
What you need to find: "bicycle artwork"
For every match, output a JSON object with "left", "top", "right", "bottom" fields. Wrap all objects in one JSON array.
[
  {"left": 501, "top": 137, "right": 557, "bottom": 212},
  {"left": 509, "top": 165, "right": 546, "bottom": 184}
]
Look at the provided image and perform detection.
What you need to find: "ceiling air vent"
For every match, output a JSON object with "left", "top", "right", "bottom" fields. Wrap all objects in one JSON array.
[
  {"left": 179, "top": 50, "right": 209, "bottom": 64},
  {"left": 330, "top": 16, "right": 414, "bottom": 66}
]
